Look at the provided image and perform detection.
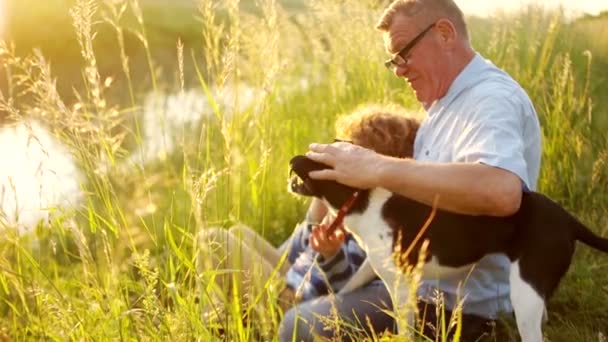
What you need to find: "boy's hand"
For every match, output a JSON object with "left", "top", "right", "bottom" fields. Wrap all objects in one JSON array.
[{"left": 310, "top": 221, "right": 345, "bottom": 260}]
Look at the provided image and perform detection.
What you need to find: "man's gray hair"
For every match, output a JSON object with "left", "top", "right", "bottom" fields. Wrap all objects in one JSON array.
[{"left": 376, "top": 0, "right": 469, "bottom": 41}]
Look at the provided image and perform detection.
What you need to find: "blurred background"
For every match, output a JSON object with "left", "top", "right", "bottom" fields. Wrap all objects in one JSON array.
[
  {"left": 0, "top": 0, "right": 606, "bottom": 340},
  {"left": 0, "top": 0, "right": 606, "bottom": 234}
]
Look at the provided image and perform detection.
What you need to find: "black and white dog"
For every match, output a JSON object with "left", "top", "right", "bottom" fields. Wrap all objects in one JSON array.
[{"left": 289, "top": 155, "right": 608, "bottom": 342}]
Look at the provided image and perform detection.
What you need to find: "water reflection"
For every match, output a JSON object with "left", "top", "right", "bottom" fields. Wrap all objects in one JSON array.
[
  {"left": 0, "top": 120, "right": 82, "bottom": 233},
  {"left": 132, "top": 85, "right": 259, "bottom": 164},
  {"left": 0, "top": 86, "right": 261, "bottom": 233},
  {"left": 0, "top": 81, "right": 290, "bottom": 233}
]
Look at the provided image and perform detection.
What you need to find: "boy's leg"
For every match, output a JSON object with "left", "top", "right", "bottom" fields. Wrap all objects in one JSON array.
[
  {"left": 278, "top": 281, "right": 395, "bottom": 342},
  {"left": 228, "top": 223, "right": 290, "bottom": 275},
  {"left": 197, "top": 228, "right": 284, "bottom": 313}
]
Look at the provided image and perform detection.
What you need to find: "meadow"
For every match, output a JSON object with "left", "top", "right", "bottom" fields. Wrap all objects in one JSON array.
[{"left": 0, "top": 0, "right": 607, "bottom": 340}]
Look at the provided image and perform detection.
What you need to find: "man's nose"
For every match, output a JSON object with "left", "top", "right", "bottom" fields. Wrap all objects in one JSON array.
[{"left": 394, "top": 64, "right": 408, "bottom": 77}]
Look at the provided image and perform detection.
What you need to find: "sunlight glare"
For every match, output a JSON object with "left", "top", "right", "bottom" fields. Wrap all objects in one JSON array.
[
  {"left": 0, "top": 121, "right": 82, "bottom": 234},
  {"left": 458, "top": 0, "right": 606, "bottom": 17}
]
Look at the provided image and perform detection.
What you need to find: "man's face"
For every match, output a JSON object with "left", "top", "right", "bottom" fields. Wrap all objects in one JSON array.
[{"left": 385, "top": 15, "right": 446, "bottom": 108}]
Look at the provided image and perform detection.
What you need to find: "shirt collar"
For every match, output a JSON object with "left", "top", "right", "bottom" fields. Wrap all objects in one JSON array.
[{"left": 428, "top": 53, "right": 486, "bottom": 115}]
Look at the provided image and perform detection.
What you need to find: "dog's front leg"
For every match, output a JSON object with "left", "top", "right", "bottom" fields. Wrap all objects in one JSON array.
[{"left": 338, "top": 258, "right": 376, "bottom": 295}]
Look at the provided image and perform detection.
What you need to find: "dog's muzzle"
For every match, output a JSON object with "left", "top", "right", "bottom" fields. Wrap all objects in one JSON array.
[{"left": 289, "top": 169, "right": 312, "bottom": 195}]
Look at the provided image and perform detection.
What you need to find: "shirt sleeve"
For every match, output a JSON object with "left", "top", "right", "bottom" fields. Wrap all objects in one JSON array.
[
  {"left": 453, "top": 95, "right": 531, "bottom": 189},
  {"left": 278, "top": 221, "right": 311, "bottom": 264},
  {"left": 317, "top": 235, "right": 368, "bottom": 293}
]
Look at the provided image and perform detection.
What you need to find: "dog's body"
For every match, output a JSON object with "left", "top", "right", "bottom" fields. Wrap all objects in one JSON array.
[{"left": 289, "top": 155, "right": 608, "bottom": 342}]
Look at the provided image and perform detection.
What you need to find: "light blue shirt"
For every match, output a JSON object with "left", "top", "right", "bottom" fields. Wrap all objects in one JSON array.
[{"left": 414, "top": 53, "right": 542, "bottom": 318}]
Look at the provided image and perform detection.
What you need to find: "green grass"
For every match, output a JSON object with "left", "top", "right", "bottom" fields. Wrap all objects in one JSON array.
[{"left": 0, "top": 0, "right": 607, "bottom": 340}]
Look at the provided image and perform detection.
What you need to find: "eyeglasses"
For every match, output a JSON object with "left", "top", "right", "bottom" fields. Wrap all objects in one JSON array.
[
  {"left": 333, "top": 139, "right": 353, "bottom": 144},
  {"left": 384, "top": 23, "right": 435, "bottom": 71}
]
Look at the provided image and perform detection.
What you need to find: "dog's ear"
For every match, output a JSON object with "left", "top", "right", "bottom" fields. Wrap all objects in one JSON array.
[
  {"left": 290, "top": 155, "right": 333, "bottom": 178},
  {"left": 289, "top": 155, "right": 307, "bottom": 168},
  {"left": 289, "top": 155, "right": 308, "bottom": 177}
]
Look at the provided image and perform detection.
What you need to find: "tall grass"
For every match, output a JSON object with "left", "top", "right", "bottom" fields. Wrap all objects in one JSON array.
[{"left": 0, "top": 0, "right": 607, "bottom": 340}]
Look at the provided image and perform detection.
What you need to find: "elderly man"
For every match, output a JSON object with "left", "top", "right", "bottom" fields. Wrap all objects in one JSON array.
[{"left": 306, "top": 0, "right": 542, "bottom": 340}]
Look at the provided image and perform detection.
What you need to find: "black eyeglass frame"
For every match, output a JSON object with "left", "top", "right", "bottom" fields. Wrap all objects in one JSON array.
[{"left": 384, "top": 22, "right": 436, "bottom": 70}]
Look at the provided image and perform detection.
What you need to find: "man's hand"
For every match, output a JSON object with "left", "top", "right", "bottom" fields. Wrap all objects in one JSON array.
[
  {"left": 306, "top": 142, "right": 385, "bottom": 189},
  {"left": 310, "top": 221, "right": 346, "bottom": 260},
  {"left": 307, "top": 142, "right": 523, "bottom": 217}
]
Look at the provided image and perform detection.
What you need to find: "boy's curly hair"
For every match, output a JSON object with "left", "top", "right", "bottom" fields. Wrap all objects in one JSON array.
[{"left": 335, "top": 104, "right": 421, "bottom": 158}]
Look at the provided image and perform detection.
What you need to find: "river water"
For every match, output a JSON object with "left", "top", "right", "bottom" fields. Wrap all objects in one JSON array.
[{"left": 0, "top": 85, "right": 261, "bottom": 234}]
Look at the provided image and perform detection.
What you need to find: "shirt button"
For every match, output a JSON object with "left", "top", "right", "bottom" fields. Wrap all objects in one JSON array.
[{"left": 425, "top": 150, "right": 430, "bottom": 156}]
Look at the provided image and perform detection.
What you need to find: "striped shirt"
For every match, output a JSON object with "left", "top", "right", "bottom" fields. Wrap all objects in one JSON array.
[{"left": 280, "top": 222, "right": 378, "bottom": 301}]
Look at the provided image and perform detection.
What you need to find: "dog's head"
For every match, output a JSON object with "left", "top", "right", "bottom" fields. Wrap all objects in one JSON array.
[{"left": 289, "top": 155, "right": 363, "bottom": 211}]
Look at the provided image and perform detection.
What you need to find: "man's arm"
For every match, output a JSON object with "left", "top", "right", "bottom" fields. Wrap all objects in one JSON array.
[
  {"left": 378, "top": 156, "right": 522, "bottom": 216},
  {"left": 306, "top": 143, "right": 522, "bottom": 217}
]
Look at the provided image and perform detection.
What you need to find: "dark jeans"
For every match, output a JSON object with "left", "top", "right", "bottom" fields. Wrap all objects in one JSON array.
[
  {"left": 278, "top": 281, "right": 395, "bottom": 341},
  {"left": 417, "top": 301, "right": 502, "bottom": 342},
  {"left": 278, "top": 281, "right": 504, "bottom": 342}
]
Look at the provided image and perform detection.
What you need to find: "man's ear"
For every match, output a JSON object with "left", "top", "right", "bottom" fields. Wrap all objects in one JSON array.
[{"left": 434, "top": 18, "right": 458, "bottom": 45}]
